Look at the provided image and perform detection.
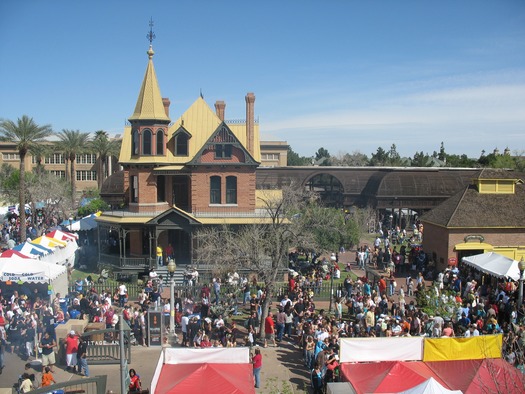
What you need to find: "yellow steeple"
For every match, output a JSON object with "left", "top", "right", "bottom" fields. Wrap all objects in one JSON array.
[{"left": 129, "top": 45, "right": 170, "bottom": 122}]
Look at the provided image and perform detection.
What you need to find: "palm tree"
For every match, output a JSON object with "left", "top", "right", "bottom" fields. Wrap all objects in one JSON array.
[
  {"left": 55, "top": 129, "right": 91, "bottom": 207},
  {"left": 90, "top": 130, "right": 121, "bottom": 189},
  {"left": 0, "top": 115, "right": 54, "bottom": 242}
]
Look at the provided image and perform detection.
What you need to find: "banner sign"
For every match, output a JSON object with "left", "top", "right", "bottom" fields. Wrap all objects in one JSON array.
[{"left": 1, "top": 271, "right": 46, "bottom": 282}]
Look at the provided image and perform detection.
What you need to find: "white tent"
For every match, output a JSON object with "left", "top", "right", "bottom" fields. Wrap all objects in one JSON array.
[
  {"left": 0, "top": 258, "right": 68, "bottom": 297},
  {"left": 462, "top": 252, "right": 520, "bottom": 281},
  {"left": 398, "top": 377, "right": 463, "bottom": 394}
]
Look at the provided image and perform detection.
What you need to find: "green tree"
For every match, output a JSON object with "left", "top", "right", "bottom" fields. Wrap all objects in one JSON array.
[
  {"left": 0, "top": 116, "right": 53, "bottom": 242},
  {"left": 445, "top": 153, "right": 478, "bottom": 167},
  {"left": 315, "top": 148, "right": 330, "bottom": 161},
  {"left": 438, "top": 142, "right": 446, "bottom": 161},
  {"left": 55, "top": 129, "right": 91, "bottom": 207},
  {"left": 287, "top": 146, "right": 310, "bottom": 166},
  {"left": 89, "top": 130, "right": 121, "bottom": 189},
  {"left": 411, "top": 151, "right": 433, "bottom": 167},
  {"left": 369, "top": 147, "right": 389, "bottom": 166},
  {"left": 77, "top": 198, "right": 109, "bottom": 216}
]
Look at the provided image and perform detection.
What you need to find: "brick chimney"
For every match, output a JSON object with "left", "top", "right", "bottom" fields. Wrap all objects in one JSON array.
[
  {"left": 214, "top": 101, "right": 226, "bottom": 121},
  {"left": 245, "top": 93, "right": 255, "bottom": 155},
  {"left": 162, "top": 98, "right": 171, "bottom": 117}
]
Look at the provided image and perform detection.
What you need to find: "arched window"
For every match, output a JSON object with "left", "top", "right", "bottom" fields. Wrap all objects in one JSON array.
[
  {"left": 175, "top": 133, "right": 189, "bottom": 156},
  {"left": 132, "top": 129, "right": 139, "bottom": 155},
  {"left": 210, "top": 176, "right": 221, "bottom": 204},
  {"left": 156, "top": 130, "right": 164, "bottom": 155},
  {"left": 226, "top": 176, "right": 237, "bottom": 204},
  {"left": 143, "top": 129, "right": 152, "bottom": 155}
]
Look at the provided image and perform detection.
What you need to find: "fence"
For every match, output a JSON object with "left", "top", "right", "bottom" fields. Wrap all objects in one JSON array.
[
  {"left": 18, "top": 375, "right": 107, "bottom": 394},
  {"left": 69, "top": 280, "right": 346, "bottom": 302}
]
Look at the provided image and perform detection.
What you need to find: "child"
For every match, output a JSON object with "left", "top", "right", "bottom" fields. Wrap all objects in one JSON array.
[
  {"left": 408, "top": 278, "right": 414, "bottom": 296},
  {"left": 41, "top": 366, "right": 56, "bottom": 387}
]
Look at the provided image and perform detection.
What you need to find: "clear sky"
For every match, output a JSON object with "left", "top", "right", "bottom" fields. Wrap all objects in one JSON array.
[{"left": 1, "top": 1, "right": 524, "bottom": 159}]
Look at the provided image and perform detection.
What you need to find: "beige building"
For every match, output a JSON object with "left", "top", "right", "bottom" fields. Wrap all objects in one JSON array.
[{"left": 0, "top": 141, "right": 119, "bottom": 196}]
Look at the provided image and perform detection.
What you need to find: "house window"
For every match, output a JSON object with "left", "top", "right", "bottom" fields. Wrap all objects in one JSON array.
[
  {"left": 131, "top": 175, "right": 138, "bottom": 203},
  {"left": 215, "top": 144, "right": 232, "bottom": 159},
  {"left": 226, "top": 176, "right": 237, "bottom": 204},
  {"left": 157, "top": 175, "right": 165, "bottom": 202},
  {"left": 175, "top": 133, "right": 188, "bottom": 156},
  {"left": 132, "top": 130, "right": 139, "bottom": 155},
  {"left": 156, "top": 130, "right": 164, "bottom": 155},
  {"left": 143, "top": 129, "right": 152, "bottom": 155},
  {"left": 210, "top": 176, "right": 221, "bottom": 204}
]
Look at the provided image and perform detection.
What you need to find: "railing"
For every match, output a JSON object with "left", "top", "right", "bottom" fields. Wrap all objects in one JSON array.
[
  {"left": 83, "top": 328, "right": 132, "bottom": 365},
  {"left": 70, "top": 279, "right": 350, "bottom": 302},
  {"left": 99, "top": 253, "right": 152, "bottom": 269},
  {"left": 20, "top": 375, "right": 107, "bottom": 394}
]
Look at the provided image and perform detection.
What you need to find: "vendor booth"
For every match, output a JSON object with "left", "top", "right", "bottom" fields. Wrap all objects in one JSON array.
[
  {"left": 339, "top": 335, "right": 524, "bottom": 394},
  {"left": 150, "top": 347, "right": 255, "bottom": 394},
  {"left": 461, "top": 252, "right": 521, "bottom": 281},
  {"left": 0, "top": 257, "right": 68, "bottom": 300}
]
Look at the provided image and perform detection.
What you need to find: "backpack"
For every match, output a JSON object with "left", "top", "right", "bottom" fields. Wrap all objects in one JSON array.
[{"left": 243, "top": 319, "right": 250, "bottom": 329}]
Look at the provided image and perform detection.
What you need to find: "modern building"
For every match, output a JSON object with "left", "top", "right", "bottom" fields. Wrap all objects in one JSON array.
[{"left": 420, "top": 168, "right": 525, "bottom": 270}]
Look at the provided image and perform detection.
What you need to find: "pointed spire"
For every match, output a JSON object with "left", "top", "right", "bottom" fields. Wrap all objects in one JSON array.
[{"left": 129, "top": 20, "right": 170, "bottom": 122}]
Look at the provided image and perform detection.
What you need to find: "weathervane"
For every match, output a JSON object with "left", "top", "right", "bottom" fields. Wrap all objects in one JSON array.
[{"left": 147, "top": 18, "right": 156, "bottom": 45}]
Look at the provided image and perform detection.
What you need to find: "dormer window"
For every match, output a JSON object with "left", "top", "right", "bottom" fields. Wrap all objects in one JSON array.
[
  {"left": 174, "top": 133, "right": 188, "bottom": 156},
  {"left": 215, "top": 144, "right": 232, "bottom": 159}
]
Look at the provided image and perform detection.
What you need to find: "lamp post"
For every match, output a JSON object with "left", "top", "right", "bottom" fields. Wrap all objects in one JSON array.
[
  {"left": 329, "top": 254, "right": 336, "bottom": 313},
  {"left": 167, "top": 258, "right": 177, "bottom": 345},
  {"left": 518, "top": 257, "right": 525, "bottom": 308}
]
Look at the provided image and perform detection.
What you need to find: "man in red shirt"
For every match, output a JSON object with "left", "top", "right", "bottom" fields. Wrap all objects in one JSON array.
[
  {"left": 263, "top": 311, "right": 276, "bottom": 348},
  {"left": 378, "top": 276, "right": 387, "bottom": 296},
  {"left": 65, "top": 330, "right": 79, "bottom": 372}
]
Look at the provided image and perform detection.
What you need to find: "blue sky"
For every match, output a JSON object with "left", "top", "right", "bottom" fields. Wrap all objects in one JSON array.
[{"left": 1, "top": 1, "right": 524, "bottom": 159}]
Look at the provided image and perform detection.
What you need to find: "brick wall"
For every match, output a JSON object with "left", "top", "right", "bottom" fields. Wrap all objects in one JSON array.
[{"left": 191, "top": 167, "right": 256, "bottom": 212}]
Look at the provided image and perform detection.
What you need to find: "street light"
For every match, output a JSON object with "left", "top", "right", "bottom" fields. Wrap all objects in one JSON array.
[
  {"left": 518, "top": 257, "right": 525, "bottom": 308},
  {"left": 329, "top": 253, "right": 336, "bottom": 313},
  {"left": 167, "top": 258, "right": 177, "bottom": 345}
]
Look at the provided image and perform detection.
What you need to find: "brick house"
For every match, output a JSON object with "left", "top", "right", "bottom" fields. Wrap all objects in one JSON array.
[{"left": 96, "top": 44, "right": 269, "bottom": 274}]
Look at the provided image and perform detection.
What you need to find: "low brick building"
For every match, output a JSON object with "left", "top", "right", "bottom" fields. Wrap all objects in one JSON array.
[{"left": 420, "top": 169, "right": 525, "bottom": 271}]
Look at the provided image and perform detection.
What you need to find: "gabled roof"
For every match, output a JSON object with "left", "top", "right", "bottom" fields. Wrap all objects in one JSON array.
[
  {"left": 128, "top": 46, "right": 170, "bottom": 122},
  {"left": 420, "top": 171, "right": 525, "bottom": 228},
  {"left": 120, "top": 96, "right": 261, "bottom": 165}
]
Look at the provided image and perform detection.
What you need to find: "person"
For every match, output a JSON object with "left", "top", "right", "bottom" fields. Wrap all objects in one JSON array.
[
  {"left": 264, "top": 311, "right": 277, "bottom": 348},
  {"left": 252, "top": 347, "right": 262, "bottom": 389},
  {"left": 41, "top": 366, "right": 56, "bottom": 387},
  {"left": 311, "top": 363, "right": 324, "bottom": 394},
  {"left": 118, "top": 282, "right": 128, "bottom": 308},
  {"left": 19, "top": 372, "right": 34, "bottom": 393},
  {"left": 213, "top": 278, "right": 221, "bottom": 304},
  {"left": 65, "top": 330, "right": 79, "bottom": 372},
  {"left": 40, "top": 331, "right": 57, "bottom": 373},
  {"left": 0, "top": 323, "right": 5, "bottom": 374},
  {"left": 156, "top": 245, "right": 163, "bottom": 267},
  {"left": 165, "top": 243, "right": 174, "bottom": 260},
  {"left": 77, "top": 335, "right": 89, "bottom": 377},
  {"left": 128, "top": 368, "right": 142, "bottom": 393}
]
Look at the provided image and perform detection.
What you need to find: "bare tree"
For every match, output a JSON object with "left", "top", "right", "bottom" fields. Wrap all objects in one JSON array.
[{"left": 195, "top": 184, "right": 348, "bottom": 335}]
